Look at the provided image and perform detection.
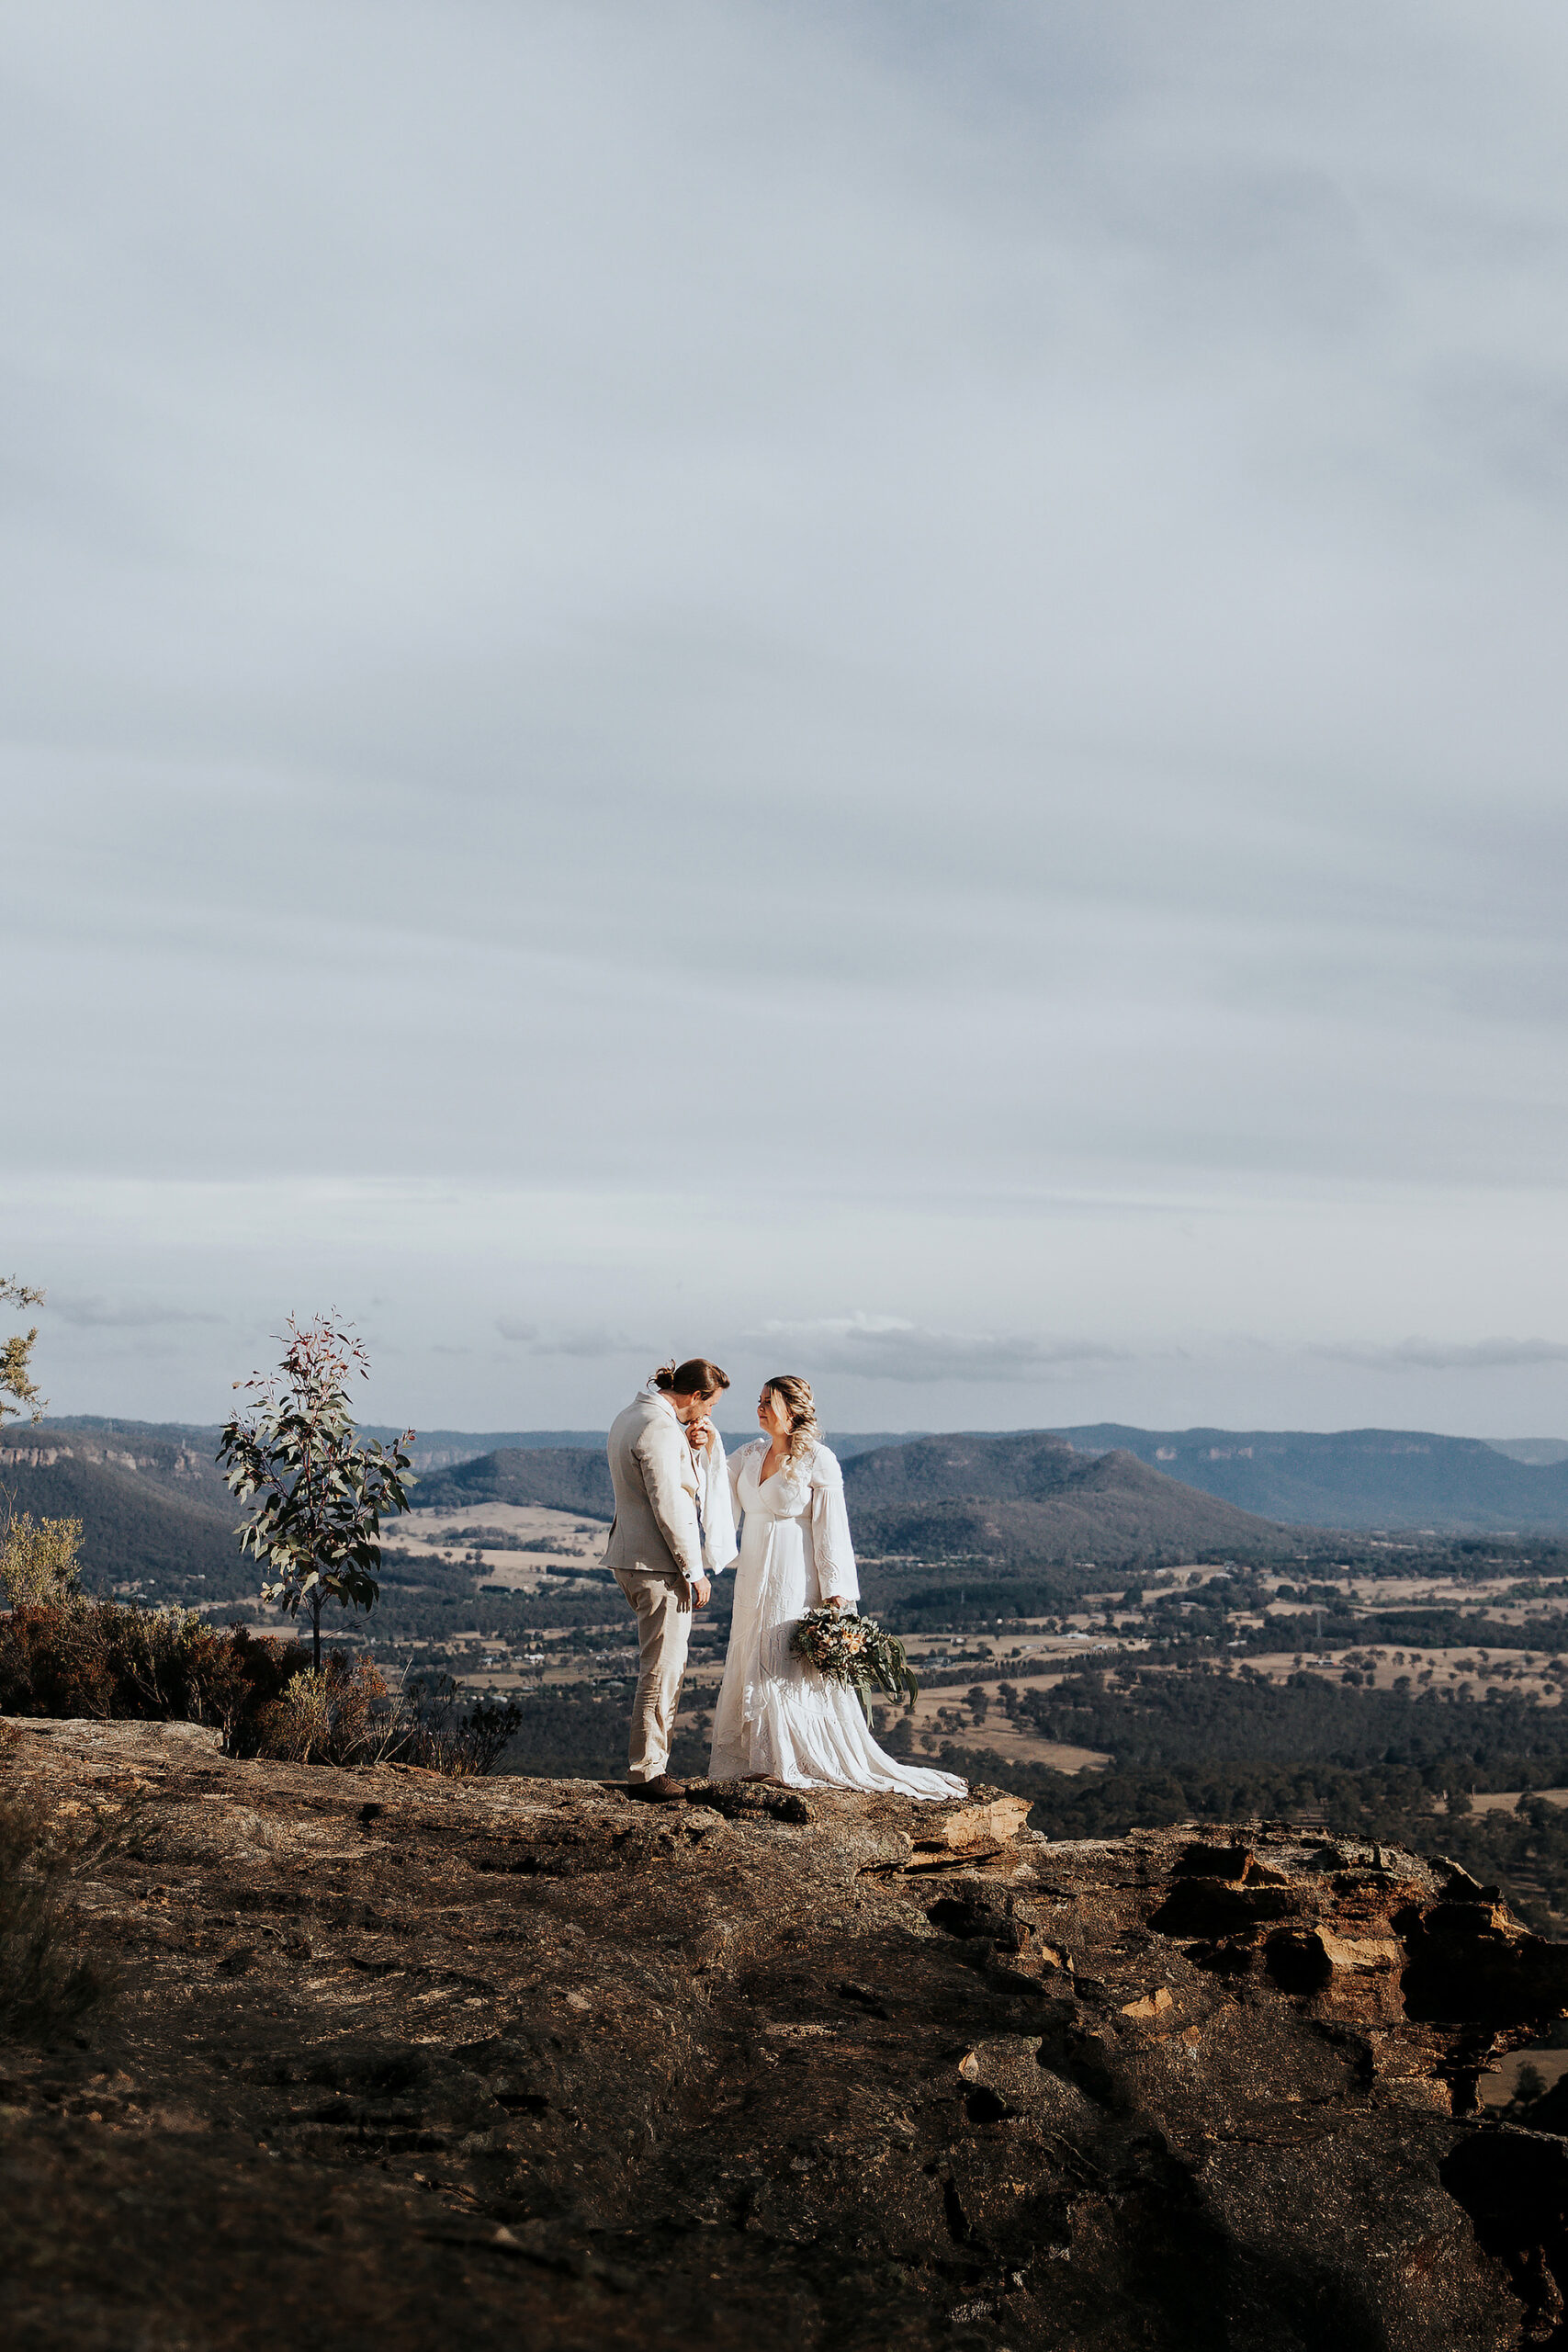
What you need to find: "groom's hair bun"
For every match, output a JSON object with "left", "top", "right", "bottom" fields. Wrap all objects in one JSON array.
[{"left": 652, "top": 1357, "right": 730, "bottom": 1397}]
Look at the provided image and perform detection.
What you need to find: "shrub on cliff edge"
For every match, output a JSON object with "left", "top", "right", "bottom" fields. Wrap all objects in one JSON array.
[
  {"left": 0, "top": 1602, "right": 520, "bottom": 1776},
  {"left": 248, "top": 1659, "right": 521, "bottom": 1773},
  {"left": 0, "top": 1507, "right": 84, "bottom": 1607},
  {"left": 0, "top": 1601, "right": 303, "bottom": 1747},
  {"left": 254, "top": 1657, "right": 405, "bottom": 1764}
]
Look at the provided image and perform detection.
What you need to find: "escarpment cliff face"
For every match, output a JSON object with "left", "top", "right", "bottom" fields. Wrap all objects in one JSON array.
[{"left": 5, "top": 1724, "right": 1568, "bottom": 2351}]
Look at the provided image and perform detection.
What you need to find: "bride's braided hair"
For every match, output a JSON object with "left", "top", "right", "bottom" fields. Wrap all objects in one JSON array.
[{"left": 763, "top": 1374, "right": 819, "bottom": 1469}]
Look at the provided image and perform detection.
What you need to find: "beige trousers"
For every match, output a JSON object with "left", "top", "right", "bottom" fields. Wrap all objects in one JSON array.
[{"left": 614, "top": 1566, "right": 693, "bottom": 1781}]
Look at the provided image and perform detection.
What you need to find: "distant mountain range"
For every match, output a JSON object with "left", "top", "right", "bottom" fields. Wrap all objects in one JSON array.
[
  {"left": 1051, "top": 1426, "right": 1568, "bottom": 1532},
  {"left": 7, "top": 1416, "right": 1568, "bottom": 1610},
  {"left": 31, "top": 1417, "right": 917, "bottom": 1473},
  {"left": 361, "top": 1419, "right": 1568, "bottom": 1536},
  {"left": 30, "top": 1417, "right": 615, "bottom": 1475},
  {"left": 839, "top": 1435, "right": 1286, "bottom": 1572},
  {"left": 411, "top": 1430, "right": 1287, "bottom": 1569}
]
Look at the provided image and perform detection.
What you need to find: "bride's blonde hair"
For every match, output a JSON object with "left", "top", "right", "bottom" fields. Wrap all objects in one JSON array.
[{"left": 762, "top": 1374, "right": 819, "bottom": 1469}]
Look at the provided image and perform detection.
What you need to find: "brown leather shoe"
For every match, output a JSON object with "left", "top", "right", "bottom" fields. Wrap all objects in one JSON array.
[{"left": 626, "top": 1774, "right": 686, "bottom": 1804}]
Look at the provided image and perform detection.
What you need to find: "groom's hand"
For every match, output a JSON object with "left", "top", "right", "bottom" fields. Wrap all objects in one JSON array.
[{"left": 683, "top": 1574, "right": 711, "bottom": 1612}]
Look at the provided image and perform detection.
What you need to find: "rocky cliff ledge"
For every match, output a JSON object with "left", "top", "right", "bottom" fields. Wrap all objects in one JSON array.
[{"left": 6, "top": 1721, "right": 1568, "bottom": 2351}]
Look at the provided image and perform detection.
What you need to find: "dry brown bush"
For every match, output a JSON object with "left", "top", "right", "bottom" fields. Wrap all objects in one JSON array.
[
  {"left": 253, "top": 1657, "right": 407, "bottom": 1765},
  {"left": 250, "top": 1659, "right": 521, "bottom": 1775},
  {"left": 0, "top": 1604, "right": 519, "bottom": 1778},
  {"left": 0, "top": 1602, "right": 303, "bottom": 1745}
]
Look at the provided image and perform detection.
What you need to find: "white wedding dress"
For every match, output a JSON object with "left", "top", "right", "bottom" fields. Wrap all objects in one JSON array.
[{"left": 708, "top": 1438, "right": 965, "bottom": 1800}]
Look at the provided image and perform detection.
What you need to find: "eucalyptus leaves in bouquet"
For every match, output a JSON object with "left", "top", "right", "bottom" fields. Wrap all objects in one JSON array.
[
  {"left": 218, "top": 1316, "right": 413, "bottom": 1669},
  {"left": 789, "top": 1606, "right": 919, "bottom": 1724}
]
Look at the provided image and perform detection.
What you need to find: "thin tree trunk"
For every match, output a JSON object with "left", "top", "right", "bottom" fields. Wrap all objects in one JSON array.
[{"left": 311, "top": 1593, "right": 322, "bottom": 1673}]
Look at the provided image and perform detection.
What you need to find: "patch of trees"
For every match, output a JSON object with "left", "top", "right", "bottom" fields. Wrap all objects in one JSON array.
[
  {"left": 928, "top": 1664, "right": 1568, "bottom": 1931},
  {"left": 863, "top": 1575, "right": 1083, "bottom": 1626},
  {"left": 315, "top": 1582, "right": 718, "bottom": 1642},
  {"left": 1001, "top": 1662, "right": 1568, "bottom": 1779},
  {"left": 1342, "top": 1609, "right": 1568, "bottom": 1655},
  {"left": 493, "top": 1680, "right": 712, "bottom": 1781}
]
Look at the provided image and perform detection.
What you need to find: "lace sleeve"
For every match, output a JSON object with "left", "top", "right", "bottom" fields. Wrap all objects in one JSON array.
[{"left": 807, "top": 1448, "right": 859, "bottom": 1607}]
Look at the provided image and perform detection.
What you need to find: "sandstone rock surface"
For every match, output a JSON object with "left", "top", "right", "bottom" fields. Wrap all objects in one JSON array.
[{"left": 5, "top": 1719, "right": 1568, "bottom": 2349}]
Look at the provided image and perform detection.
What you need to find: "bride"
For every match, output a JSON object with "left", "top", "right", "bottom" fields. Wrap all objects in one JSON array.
[{"left": 707, "top": 1374, "right": 965, "bottom": 1799}]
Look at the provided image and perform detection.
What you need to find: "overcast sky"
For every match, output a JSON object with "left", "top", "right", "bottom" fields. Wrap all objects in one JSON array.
[{"left": 5, "top": 1, "right": 1568, "bottom": 1438}]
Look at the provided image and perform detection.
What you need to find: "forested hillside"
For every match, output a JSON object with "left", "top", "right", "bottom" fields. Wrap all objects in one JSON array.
[
  {"left": 0, "top": 1439, "right": 244, "bottom": 1593},
  {"left": 411, "top": 1447, "right": 615, "bottom": 1517}
]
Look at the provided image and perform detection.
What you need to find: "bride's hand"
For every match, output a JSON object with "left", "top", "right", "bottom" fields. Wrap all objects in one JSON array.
[
  {"left": 823, "top": 1596, "right": 842, "bottom": 1611},
  {"left": 687, "top": 1416, "right": 715, "bottom": 1454}
]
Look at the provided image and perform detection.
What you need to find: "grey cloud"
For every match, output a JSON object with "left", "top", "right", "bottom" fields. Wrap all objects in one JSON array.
[
  {"left": 533, "top": 1329, "right": 650, "bottom": 1362},
  {"left": 750, "top": 1317, "right": 1129, "bottom": 1385},
  {"left": 1310, "top": 1339, "right": 1568, "bottom": 1374},
  {"left": 496, "top": 1320, "right": 646, "bottom": 1361},
  {"left": 50, "top": 1294, "right": 224, "bottom": 1330}
]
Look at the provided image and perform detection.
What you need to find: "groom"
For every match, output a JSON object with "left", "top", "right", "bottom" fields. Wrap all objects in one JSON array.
[{"left": 604, "top": 1356, "right": 737, "bottom": 1800}]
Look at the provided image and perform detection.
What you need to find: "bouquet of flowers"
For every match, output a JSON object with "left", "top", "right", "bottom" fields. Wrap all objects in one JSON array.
[{"left": 790, "top": 1606, "right": 919, "bottom": 1724}]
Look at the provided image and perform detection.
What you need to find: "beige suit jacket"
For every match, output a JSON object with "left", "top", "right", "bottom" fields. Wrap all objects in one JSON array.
[{"left": 603, "top": 1391, "right": 705, "bottom": 1585}]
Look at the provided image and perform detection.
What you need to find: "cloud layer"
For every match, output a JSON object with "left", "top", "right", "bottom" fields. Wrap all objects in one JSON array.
[
  {"left": 50, "top": 1294, "right": 224, "bottom": 1331},
  {"left": 750, "top": 1317, "right": 1129, "bottom": 1385},
  {"left": 1312, "top": 1338, "right": 1568, "bottom": 1374},
  {"left": 5, "top": 4, "right": 1568, "bottom": 1433}
]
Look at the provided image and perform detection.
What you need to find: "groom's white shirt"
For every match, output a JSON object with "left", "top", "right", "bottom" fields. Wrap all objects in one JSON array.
[{"left": 603, "top": 1388, "right": 737, "bottom": 1587}]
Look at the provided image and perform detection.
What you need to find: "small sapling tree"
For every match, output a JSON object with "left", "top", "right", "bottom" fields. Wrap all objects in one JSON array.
[
  {"left": 1, "top": 1276, "right": 47, "bottom": 1426},
  {"left": 218, "top": 1316, "right": 413, "bottom": 1669}
]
